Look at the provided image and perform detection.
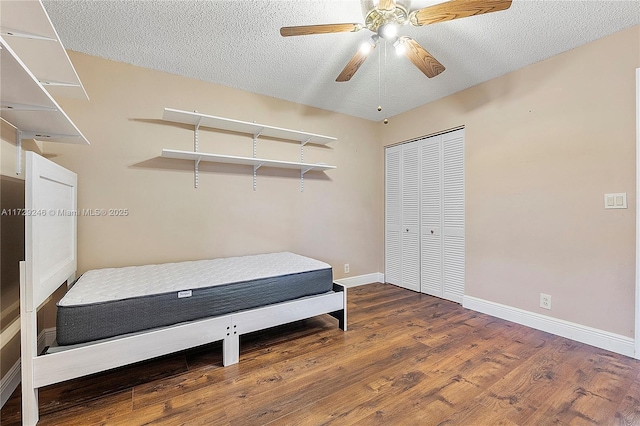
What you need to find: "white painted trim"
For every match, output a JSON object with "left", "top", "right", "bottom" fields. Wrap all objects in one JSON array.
[
  {"left": 335, "top": 272, "right": 383, "bottom": 288},
  {"left": 0, "top": 317, "right": 21, "bottom": 351},
  {"left": 0, "top": 299, "right": 19, "bottom": 322},
  {"left": 0, "top": 329, "right": 51, "bottom": 409},
  {"left": 464, "top": 296, "right": 635, "bottom": 358},
  {"left": 0, "top": 359, "right": 21, "bottom": 408},
  {"left": 635, "top": 67, "right": 639, "bottom": 360},
  {"left": 43, "top": 327, "right": 56, "bottom": 348}
]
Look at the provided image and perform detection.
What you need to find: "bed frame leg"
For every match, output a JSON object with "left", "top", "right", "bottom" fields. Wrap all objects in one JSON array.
[
  {"left": 21, "top": 387, "right": 39, "bottom": 426},
  {"left": 330, "top": 282, "right": 347, "bottom": 331},
  {"left": 223, "top": 332, "right": 239, "bottom": 366},
  {"left": 19, "top": 261, "right": 40, "bottom": 426}
]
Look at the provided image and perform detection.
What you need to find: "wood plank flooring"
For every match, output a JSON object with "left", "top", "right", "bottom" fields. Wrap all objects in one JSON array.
[{"left": 2, "top": 283, "right": 639, "bottom": 425}]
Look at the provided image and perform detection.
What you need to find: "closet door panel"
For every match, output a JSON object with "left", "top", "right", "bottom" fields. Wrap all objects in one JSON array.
[
  {"left": 442, "top": 129, "right": 465, "bottom": 303},
  {"left": 385, "top": 145, "right": 402, "bottom": 285},
  {"left": 400, "top": 142, "right": 420, "bottom": 291},
  {"left": 420, "top": 136, "right": 442, "bottom": 297},
  {"left": 444, "top": 235, "right": 464, "bottom": 302}
]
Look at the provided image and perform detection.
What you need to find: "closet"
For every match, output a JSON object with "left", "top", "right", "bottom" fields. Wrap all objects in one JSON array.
[{"left": 385, "top": 128, "right": 465, "bottom": 303}]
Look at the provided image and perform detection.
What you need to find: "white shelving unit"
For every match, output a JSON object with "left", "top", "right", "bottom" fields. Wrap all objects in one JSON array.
[
  {"left": 0, "top": 0, "right": 90, "bottom": 175},
  {"left": 161, "top": 108, "right": 337, "bottom": 190},
  {"left": 1, "top": 0, "right": 88, "bottom": 100}
]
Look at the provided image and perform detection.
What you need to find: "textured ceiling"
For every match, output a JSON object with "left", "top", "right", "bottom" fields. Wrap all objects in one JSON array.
[{"left": 42, "top": 0, "right": 639, "bottom": 122}]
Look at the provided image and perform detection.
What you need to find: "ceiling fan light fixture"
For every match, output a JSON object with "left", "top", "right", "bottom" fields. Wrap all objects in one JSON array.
[
  {"left": 393, "top": 38, "right": 406, "bottom": 55},
  {"left": 360, "top": 35, "right": 379, "bottom": 54},
  {"left": 379, "top": 22, "right": 398, "bottom": 39}
]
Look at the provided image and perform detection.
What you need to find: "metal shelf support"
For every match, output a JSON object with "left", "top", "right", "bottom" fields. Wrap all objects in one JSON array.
[
  {"left": 16, "top": 129, "right": 22, "bottom": 175},
  {"left": 193, "top": 115, "right": 202, "bottom": 188},
  {"left": 300, "top": 137, "right": 312, "bottom": 192},
  {"left": 252, "top": 129, "right": 264, "bottom": 191},
  {"left": 253, "top": 162, "right": 265, "bottom": 191}
]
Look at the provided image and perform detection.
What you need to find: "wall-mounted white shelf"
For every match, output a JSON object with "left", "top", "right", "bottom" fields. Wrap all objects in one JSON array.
[
  {"left": 162, "top": 149, "right": 336, "bottom": 173},
  {"left": 0, "top": 0, "right": 90, "bottom": 175},
  {"left": 0, "top": 38, "right": 89, "bottom": 145},
  {"left": 161, "top": 108, "right": 336, "bottom": 191},
  {"left": 163, "top": 108, "right": 336, "bottom": 146},
  {"left": 0, "top": 0, "right": 89, "bottom": 100}
]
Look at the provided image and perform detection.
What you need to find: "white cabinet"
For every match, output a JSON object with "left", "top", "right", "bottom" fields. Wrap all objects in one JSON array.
[{"left": 385, "top": 129, "right": 465, "bottom": 302}]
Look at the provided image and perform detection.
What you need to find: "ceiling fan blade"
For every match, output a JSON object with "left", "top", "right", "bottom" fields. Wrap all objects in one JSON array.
[
  {"left": 280, "top": 23, "right": 363, "bottom": 37},
  {"left": 377, "top": 0, "right": 397, "bottom": 11},
  {"left": 410, "top": 0, "right": 512, "bottom": 26},
  {"left": 400, "top": 37, "right": 445, "bottom": 78},
  {"left": 336, "top": 42, "right": 377, "bottom": 82}
]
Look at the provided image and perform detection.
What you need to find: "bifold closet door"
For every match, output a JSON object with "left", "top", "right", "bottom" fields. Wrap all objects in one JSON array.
[
  {"left": 385, "top": 145, "right": 402, "bottom": 286},
  {"left": 420, "top": 135, "right": 443, "bottom": 297},
  {"left": 442, "top": 130, "right": 465, "bottom": 303},
  {"left": 386, "top": 129, "right": 464, "bottom": 300},
  {"left": 401, "top": 142, "right": 420, "bottom": 292},
  {"left": 420, "top": 129, "right": 465, "bottom": 303},
  {"left": 385, "top": 142, "right": 419, "bottom": 291}
]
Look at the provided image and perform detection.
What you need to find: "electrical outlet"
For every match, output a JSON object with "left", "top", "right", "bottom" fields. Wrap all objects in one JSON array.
[
  {"left": 540, "top": 293, "right": 551, "bottom": 310},
  {"left": 344, "top": 264, "right": 350, "bottom": 274}
]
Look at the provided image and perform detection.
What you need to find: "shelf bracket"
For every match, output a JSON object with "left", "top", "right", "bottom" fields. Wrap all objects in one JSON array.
[
  {"left": 300, "top": 166, "right": 313, "bottom": 193},
  {"left": 252, "top": 129, "right": 265, "bottom": 190},
  {"left": 253, "top": 128, "right": 263, "bottom": 159},
  {"left": 38, "top": 80, "right": 82, "bottom": 88},
  {"left": 300, "top": 136, "right": 312, "bottom": 167},
  {"left": 0, "top": 28, "right": 57, "bottom": 41},
  {"left": 194, "top": 117, "right": 202, "bottom": 153},
  {"left": 194, "top": 155, "right": 202, "bottom": 188},
  {"left": 16, "top": 129, "right": 22, "bottom": 176},
  {"left": 253, "top": 162, "right": 264, "bottom": 191},
  {"left": 194, "top": 116, "right": 202, "bottom": 188},
  {"left": 1, "top": 102, "right": 57, "bottom": 112}
]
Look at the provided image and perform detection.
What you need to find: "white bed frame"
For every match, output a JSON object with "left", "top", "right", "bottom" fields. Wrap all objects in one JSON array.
[{"left": 20, "top": 152, "right": 346, "bottom": 425}]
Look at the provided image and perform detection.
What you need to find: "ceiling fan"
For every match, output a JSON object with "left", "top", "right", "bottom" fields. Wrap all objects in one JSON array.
[{"left": 280, "top": 0, "right": 512, "bottom": 82}]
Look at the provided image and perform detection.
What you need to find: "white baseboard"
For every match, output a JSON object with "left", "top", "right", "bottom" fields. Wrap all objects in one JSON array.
[
  {"left": 44, "top": 327, "right": 56, "bottom": 348},
  {"left": 335, "top": 272, "right": 384, "bottom": 288},
  {"left": 1, "top": 328, "right": 56, "bottom": 409},
  {"left": 0, "top": 358, "right": 21, "bottom": 408},
  {"left": 463, "top": 296, "right": 635, "bottom": 358}
]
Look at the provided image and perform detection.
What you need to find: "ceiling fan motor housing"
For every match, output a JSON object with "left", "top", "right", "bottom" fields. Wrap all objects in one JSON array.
[{"left": 362, "top": 0, "right": 411, "bottom": 33}]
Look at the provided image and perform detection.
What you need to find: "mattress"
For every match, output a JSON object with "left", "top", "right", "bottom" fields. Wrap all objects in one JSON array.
[{"left": 56, "top": 252, "right": 333, "bottom": 345}]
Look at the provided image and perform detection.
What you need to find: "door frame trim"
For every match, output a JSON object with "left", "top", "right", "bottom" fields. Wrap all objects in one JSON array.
[{"left": 635, "top": 67, "right": 639, "bottom": 359}]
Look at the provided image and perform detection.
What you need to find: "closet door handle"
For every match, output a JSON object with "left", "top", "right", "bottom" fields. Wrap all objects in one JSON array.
[{"left": 430, "top": 230, "right": 434, "bottom": 234}]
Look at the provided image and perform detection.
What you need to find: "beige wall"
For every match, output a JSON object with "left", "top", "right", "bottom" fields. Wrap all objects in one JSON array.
[
  {"left": 383, "top": 25, "right": 640, "bottom": 337},
  {"left": 45, "top": 52, "right": 385, "bottom": 280},
  {"left": 19, "top": 23, "right": 638, "bottom": 376}
]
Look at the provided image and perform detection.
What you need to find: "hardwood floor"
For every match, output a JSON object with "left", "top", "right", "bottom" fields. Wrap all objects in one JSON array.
[{"left": 2, "top": 283, "right": 639, "bottom": 425}]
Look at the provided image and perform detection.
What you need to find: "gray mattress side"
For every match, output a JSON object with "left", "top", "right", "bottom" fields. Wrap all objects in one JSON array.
[{"left": 56, "top": 268, "right": 333, "bottom": 346}]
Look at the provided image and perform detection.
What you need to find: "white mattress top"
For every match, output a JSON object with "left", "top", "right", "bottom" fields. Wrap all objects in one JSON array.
[{"left": 59, "top": 252, "right": 331, "bottom": 306}]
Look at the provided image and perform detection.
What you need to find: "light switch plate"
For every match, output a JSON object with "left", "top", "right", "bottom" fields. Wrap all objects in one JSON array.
[{"left": 604, "top": 193, "right": 627, "bottom": 209}]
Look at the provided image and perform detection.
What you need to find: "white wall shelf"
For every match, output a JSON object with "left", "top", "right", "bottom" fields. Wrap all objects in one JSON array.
[
  {"left": 161, "top": 108, "right": 336, "bottom": 190},
  {"left": 0, "top": 0, "right": 89, "bottom": 100},
  {"left": 163, "top": 108, "right": 336, "bottom": 146},
  {"left": 162, "top": 149, "right": 336, "bottom": 173},
  {"left": 0, "top": 39, "right": 88, "bottom": 144},
  {"left": 0, "top": 0, "right": 90, "bottom": 176}
]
